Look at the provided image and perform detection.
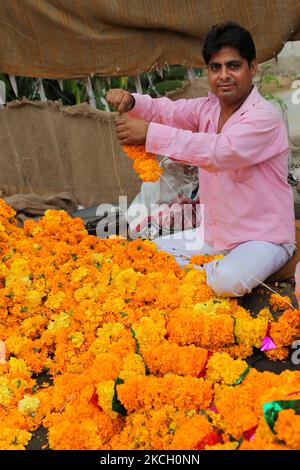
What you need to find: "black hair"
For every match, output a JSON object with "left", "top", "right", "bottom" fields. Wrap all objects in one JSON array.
[{"left": 202, "top": 21, "right": 256, "bottom": 66}]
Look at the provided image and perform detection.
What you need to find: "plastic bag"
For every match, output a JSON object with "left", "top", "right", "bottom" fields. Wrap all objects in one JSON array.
[{"left": 127, "top": 157, "right": 199, "bottom": 239}]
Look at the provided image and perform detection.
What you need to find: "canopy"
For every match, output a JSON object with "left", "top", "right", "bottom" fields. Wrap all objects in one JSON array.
[{"left": 0, "top": 0, "right": 299, "bottom": 79}]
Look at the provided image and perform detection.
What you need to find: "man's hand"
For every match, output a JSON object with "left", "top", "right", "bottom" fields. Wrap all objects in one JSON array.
[
  {"left": 106, "top": 88, "right": 135, "bottom": 113},
  {"left": 115, "top": 115, "right": 149, "bottom": 145}
]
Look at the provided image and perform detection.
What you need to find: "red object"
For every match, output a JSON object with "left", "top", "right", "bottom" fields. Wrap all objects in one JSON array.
[
  {"left": 195, "top": 431, "right": 223, "bottom": 449},
  {"left": 243, "top": 425, "right": 258, "bottom": 441},
  {"left": 198, "top": 351, "right": 213, "bottom": 378},
  {"left": 266, "top": 322, "right": 272, "bottom": 336},
  {"left": 89, "top": 387, "right": 102, "bottom": 411}
]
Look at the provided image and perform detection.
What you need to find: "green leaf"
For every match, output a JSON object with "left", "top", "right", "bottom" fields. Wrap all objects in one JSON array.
[
  {"left": 263, "top": 399, "right": 300, "bottom": 432},
  {"left": 111, "top": 377, "right": 127, "bottom": 416},
  {"left": 130, "top": 326, "right": 140, "bottom": 354},
  {"left": 229, "top": 367, "right": 250, "bottom": 386}
]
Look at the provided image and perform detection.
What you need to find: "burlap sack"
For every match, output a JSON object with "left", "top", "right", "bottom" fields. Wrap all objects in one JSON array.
[{"left": 0, "top": 100, "right": 141, "bottom": 208}]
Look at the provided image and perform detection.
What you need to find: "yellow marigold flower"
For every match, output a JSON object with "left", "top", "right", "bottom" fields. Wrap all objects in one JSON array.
[
  {"left": 133, "top": 317, "right": 166, "bottom": 350},
  {"left": 119, "top": 353, "right": 146, "bottom": 381},
  {"left": 18, "top": 394, "right": 40, "bottom": 415},
  {"left": 9, "top": 258, "right": 31, "bottom": 276},
  {"left": 206, "top": 441, "right": 239, "bottom": 450},
  {"left": 45, "top": 291, "right": 66, "bottom": 310},
  {"left": 92, "top": 253, "right": 104, "bottom": 264},
  {"left": 114, "top": 268, "right": 141, "bottom": 294},
  {"left": 0, "top": 263, "right": 8, "bottom": 277},
  {"left": 47, "top": 311, "right": 70, "bottom": 330},
  {"left": 206, "top": 352, "right": 248, "bottom": 385},
  {"left": 101, "top": 297, "right": 126, "bottom": 315},
  {"left": 234, "top": 315, "right": 268, "bottom": 349},
  {"left": 20, "top": 315, "right": 47, "bottom": 337},
  {"left": 0, "top": 377, "right": 13, "bottom": 406},
  {"left": 0, "top": 427, "right": 32, "bottom": 450},
  {"left": 90, "top": 323, "right": 134, "bottom": 357},
  {"left": 97, "top": 322, "right": 124, "bottom": 339},
  {"left": 30, "top": 226, "right": 43, "bottom": 236},
  {"left": 25, "top": 289, "right": 43, "bottom": 308},
  {"left": 69, "top": 332, "right": 84, "bottom": 348},
  {"left": 71, "top": 267, "right": 89, "bottom": 283},
  {"left": 5, "top": 335, "right": 30, "bottom": 355},
  {"left": 43, "top": 210, "right": 65, "bottom": 225},
  {"left": 8, "top": 357, "right": 31, "bottom": 378},
  {"left": 193, "top": 298, "right": 231, "bottom": 317},
  {"left": 74, "top": 285, "right": 97, "bottom": 302},
  {"left": 95, "top": 380, "right": 116, "bottom": 416}
]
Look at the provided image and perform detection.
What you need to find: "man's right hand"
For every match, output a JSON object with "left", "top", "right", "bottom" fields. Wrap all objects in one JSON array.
[{"left": 106, "top": 89, "right": 135, "bottom": 113}]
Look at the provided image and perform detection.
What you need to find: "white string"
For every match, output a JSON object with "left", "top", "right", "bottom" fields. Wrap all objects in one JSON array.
[
  {"left": 209, "top": 258, "right": 296, "bottom": 310},
  {"left": 108, "top": 113, "right": 124, "bottom": 196},
  {"left": 188, "top": 253, "right": 295, "bottom": 310},
  {"left": 241, "top": 270, "right": 295, "bottom": 310}
]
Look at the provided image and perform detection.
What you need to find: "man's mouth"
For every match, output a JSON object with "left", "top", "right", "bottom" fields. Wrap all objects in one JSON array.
[{"left": 218, "top": 83, "right": 236, "bottom": 90}]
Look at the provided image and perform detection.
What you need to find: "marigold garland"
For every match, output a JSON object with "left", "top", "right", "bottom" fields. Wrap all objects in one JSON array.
[{"left": 123, "top": 145, "right": 163, "bottom": 182}]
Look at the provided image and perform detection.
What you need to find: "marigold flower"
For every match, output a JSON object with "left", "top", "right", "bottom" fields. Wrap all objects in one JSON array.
[
  {"left": 0, "top": 198, "right": 299, "bottom": 450},
  {"left": 123, "top": 145, "right": 163, "bottom": 182}
]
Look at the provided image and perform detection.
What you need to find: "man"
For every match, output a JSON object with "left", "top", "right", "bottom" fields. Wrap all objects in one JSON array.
[{"left": 106, "top": 21, "right": 295, "bottom": 297}]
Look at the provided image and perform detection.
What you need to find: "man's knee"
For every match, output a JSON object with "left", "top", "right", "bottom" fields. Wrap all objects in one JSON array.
[{"left": 205, "top": 262, "right": 253, "bottom": 297}]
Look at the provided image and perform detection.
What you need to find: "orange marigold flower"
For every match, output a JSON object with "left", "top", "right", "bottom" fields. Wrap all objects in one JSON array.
[
  {"left": 269, "top": 293, "right": 293, "bottom": 311},
  {"left": 123, "top": 145, "right": 163, "bottom": 182}
]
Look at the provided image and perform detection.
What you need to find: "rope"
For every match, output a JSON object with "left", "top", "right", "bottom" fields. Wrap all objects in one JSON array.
[{"left": 108, "top": 113, "right": 124, "bottom": 196}]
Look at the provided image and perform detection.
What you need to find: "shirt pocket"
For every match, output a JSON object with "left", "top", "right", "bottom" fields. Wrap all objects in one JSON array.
[{"left": 227, "top": 166, "right": 253, "bottom": 183}]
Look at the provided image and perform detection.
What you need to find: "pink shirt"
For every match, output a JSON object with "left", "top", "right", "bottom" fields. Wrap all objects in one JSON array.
[{"left": 128, "top": 86, "right": 295, "bottom": 250}]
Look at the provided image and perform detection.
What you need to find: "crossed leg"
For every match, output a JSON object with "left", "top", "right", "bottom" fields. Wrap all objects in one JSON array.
[{"left": 154, "top": 229, "right": 290, "bottom": 297}]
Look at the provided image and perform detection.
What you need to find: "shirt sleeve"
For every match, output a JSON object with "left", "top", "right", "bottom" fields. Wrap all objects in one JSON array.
[
  {"left": 145, "top": 110, "right": 289, "bottom": 172},
  {"left": 127, "top": 93, "right": 207, "bottom": 132}
]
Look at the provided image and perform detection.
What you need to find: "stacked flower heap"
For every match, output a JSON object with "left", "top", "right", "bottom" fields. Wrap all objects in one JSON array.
[
  {"left": 123, "top": 145, "right": 163, "bottom": 182},
  {"left": 0, "top": 199, "right": 299, "bottom": 450}
]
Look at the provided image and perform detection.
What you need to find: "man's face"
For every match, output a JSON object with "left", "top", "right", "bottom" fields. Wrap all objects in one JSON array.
[{"left": 207, "top": 46, "right": 257, "bottom": 104}]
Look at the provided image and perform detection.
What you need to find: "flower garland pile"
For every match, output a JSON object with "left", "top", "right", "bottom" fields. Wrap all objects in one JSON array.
[
  {"left": 122, "top": 145, "right": 163, "bottom": 182},
  {"left": 0, "top": 199, "right": 299, "bottom": 450}
]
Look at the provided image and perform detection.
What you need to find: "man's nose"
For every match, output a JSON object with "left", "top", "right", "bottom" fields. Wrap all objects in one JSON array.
[{"left": 219, "top": 66, "right": 230, "bottom": 80}]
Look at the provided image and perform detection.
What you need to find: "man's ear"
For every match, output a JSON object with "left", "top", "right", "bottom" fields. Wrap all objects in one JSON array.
[{"left": 250, "top": 58, "right": 257, "bottom": 77}]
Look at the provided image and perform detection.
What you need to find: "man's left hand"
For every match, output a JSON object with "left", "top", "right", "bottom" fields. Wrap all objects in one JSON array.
[{"left": 115, "top": 116, "right": 149, "bottom": 145}]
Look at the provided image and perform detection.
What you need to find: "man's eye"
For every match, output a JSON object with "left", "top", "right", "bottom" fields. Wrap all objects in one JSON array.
[
  {"left": 229, "top": 64, "right": 240, "bottom": 69},
  {"left": 210, "top": 65, "right": 220, "bottom": 71}
]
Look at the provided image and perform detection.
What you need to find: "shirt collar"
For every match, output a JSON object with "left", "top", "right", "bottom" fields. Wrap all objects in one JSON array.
[{"left": 208, "top": 84, "right": 261, "bottom": 116}]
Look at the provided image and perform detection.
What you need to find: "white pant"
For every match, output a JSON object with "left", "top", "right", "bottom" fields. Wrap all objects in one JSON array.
[{"left": 154, "top": 229, "right": 291, "bottom": 297}]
